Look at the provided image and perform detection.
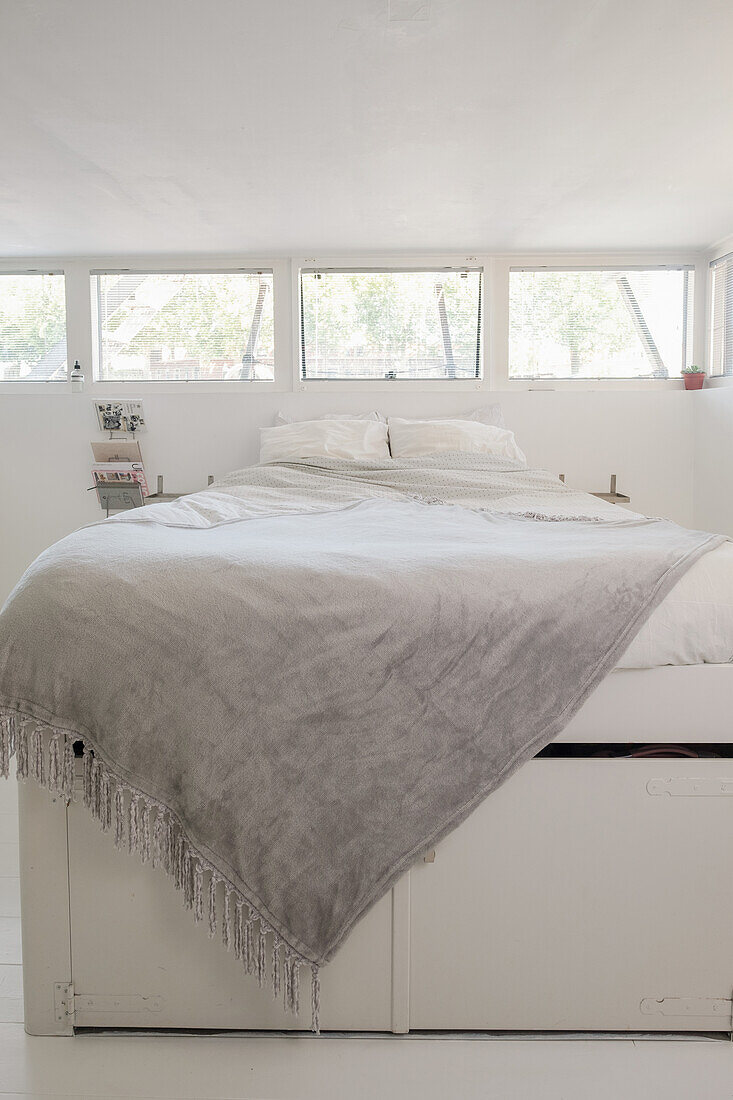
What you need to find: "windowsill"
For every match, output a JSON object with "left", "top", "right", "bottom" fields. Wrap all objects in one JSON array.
[
  {"left": 0, "top": 377, "right": 716, "bottom": 395},
  {"left": 492, "top": 377, "right": 696, "bottom": 392},
  {"left": 0, "top": 380, "right": 288, "bottom": 396},
  {"left": 0, "top": 381, "right": 70, "bottom": 394},
  {"left": 297, "top": 378, "right": 484, "bottom": 392},
  {"left": 698, "top": 375, "right": 733, "bottom": 388},
  {"left": 89, "top": 379, "right": 287, "bottom": 395}
]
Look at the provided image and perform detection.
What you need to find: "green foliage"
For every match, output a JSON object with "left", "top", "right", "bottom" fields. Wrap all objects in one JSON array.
[
  {"left": 0, "top": 275, "right": 66, "bottom": 371},
  {"left": 101, "top": 274, "right": 274, "bottom": 376},
  {"left": 301, "top": 271, "right": 481, "bottom": 378},
  {"left": 510, "top": 271, "right": 634, "bottom": 377}
]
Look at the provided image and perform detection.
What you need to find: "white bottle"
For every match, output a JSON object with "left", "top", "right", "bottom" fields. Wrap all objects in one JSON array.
[{"left": 71, "top": 360, "right": 85, "bottom": 392}]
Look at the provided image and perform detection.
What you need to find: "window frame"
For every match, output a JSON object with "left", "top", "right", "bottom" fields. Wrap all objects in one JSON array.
[
  {"left": 88, "top": 260, "right": 290, "bottom": 393},
  {"left": 293, "top": 255, "right": 490, "bottom": 392},
  {"left": 0, "top": 251, "right": 707, "bottom": 395},
  {"left": 0, "top": 263, "right": 69, "bottom": 392},
  {"left": 492, "top": 253, "right": 706, "bottom": 391}
]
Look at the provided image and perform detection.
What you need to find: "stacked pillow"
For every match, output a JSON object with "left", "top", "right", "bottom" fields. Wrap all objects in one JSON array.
[
  {"left": 259, "top": 418, "right": 390, "bottom": 463},
  {"left": 259, "top": 407, "right": 526, "bottom": 465},
  {"left": 387, "top": 417, "right": 526, "bottom": 463}
]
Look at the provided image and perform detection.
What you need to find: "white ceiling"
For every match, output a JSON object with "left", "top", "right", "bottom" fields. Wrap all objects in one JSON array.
[{"left": 1, "top": 0, "right": 732, "bottom": 257}]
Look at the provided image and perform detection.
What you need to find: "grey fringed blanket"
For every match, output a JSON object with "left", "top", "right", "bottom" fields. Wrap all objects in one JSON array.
[{"left": 0, "top": 455, "right": 724, "bottom": 1028}]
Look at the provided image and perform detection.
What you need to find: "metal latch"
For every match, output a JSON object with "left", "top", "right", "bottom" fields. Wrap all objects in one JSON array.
[
  {"left": 647, "top": 778, "right": 733, "bottom": 797},
  {"left": 74, "top": 993, "right": 165, "bottom": 1015},
  {"left": 641, "top": 996, "right": 732, "bottom": 1018}
]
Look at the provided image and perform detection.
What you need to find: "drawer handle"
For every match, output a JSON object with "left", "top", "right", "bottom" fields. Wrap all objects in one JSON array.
[
  {"left": 647, "top": 778, "right": 733, "bottom": 797},
  {"left": 641, "top": 996, "right": 732, "bottom": 1017}
]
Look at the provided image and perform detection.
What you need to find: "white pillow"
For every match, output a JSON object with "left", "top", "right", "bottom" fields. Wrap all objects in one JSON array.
[
  {"left": 386, "top": 405, "right": 505, "bottom": 429},
  {"left": 274, "top": 410, "right": 384, "bottom": 425},
  {"left": 387, "top": 417, "right": 526, "bottom": 463},
  {"left": 260, "top": 419, "right": 390, "bottom": 463}
]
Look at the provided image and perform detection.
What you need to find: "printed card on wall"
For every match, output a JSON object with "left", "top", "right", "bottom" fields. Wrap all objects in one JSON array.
[{"left": 93, "top": 400, "right": 146, "bottom": 434}]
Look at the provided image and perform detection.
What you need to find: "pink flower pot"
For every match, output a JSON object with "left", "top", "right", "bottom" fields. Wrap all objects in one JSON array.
[{"left": 683, "top": 372, "right": 705, "bottom": 390}]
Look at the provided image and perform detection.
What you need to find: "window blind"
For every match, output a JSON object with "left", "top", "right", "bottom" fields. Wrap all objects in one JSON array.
[
  {"left": 92, "top": 271, "right": 274, "bottom": 382},
  {"left": 509, "top": 267, "right": 693, "bottom": 381},
  {"left": 710, "top": 253, "right": 733, "bottom": 377},
  {"left": 0, "top": 273, "right": 67, "bottom": 382},
  {"left": 300, "top": 269, "right": 482, "bottom": 380}
]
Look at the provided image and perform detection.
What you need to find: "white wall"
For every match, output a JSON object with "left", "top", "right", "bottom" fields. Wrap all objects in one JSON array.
[
  {"left": 693, "top": 384, "right": 733, "bottom": 534},
  {"left": 0, "top": 388, "right": 696, "bottom": 605},
  {"left": 692, "top": 233, "right": 733, "bottom": 535}
]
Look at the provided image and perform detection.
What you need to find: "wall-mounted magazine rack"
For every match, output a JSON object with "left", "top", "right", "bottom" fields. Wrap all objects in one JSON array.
[
  {"left": 94, "top": 482, "right": 144, "bottom": 516},
  {"left": 92, "top": 474, "right": 216, "bottom": 514}
]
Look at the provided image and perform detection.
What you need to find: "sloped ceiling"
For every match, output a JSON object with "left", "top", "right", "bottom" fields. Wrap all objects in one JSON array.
[{"left": 1, "top": 0, "right": 732, "bottom": 256}]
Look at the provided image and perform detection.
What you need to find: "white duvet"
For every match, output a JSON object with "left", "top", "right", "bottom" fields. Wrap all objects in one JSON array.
[
  {"left": 619, "top": 540, "right": 733, "bottom": 668},
  {"left": 112, "top": 454, "right": 732, "bottom": 672},
  {"left": 547, "top": 490, "right": 733, "bottom": 669}
]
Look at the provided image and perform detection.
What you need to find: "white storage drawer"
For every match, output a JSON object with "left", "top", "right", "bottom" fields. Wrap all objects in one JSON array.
[
  {"left": 64, "top": 798, "right": 394, "bottom": 1031},
  {"left": 409, "top": 758, "right": 733, "bottom": 1032},
  {"left": 19, "top": 752, "right": 733, "bottom": 1035}
]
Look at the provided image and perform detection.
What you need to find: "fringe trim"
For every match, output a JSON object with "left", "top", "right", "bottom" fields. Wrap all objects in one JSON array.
[
  {"left": 510, "top": 510, "right": 604, "bottom": 523},
  {"left": 407, "top": 492, "right": 606, "bottom": 524},
  {"left": 0, "top": 708, "right": 321, "bottom": 1032}
]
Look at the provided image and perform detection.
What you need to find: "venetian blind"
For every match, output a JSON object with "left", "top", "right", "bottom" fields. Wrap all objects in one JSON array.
[{"left": 710, "top": 253, "right": 733, "bottom": 377}]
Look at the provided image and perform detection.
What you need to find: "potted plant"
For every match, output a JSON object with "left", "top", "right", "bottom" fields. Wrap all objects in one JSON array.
[{"left": 682, "top": 365, "right": 706, "bottom": 390}]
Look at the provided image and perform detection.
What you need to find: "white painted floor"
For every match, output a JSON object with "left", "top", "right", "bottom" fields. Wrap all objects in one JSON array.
[{"left": 2, "top": 778, "right": 733, "bottom": 1099}]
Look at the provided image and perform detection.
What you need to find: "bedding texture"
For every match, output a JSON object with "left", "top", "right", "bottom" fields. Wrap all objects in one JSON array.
[{"left": 0, "top": 454, "right": 724, "bottom": 1029}]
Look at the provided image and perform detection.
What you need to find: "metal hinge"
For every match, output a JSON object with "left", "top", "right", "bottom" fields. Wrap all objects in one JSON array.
[
  {"left": 54, "top": 982, "right": 75, "bottom": 1027},
  {"left": 54, "top": 983, "right": 165, "bottom": 1028}
]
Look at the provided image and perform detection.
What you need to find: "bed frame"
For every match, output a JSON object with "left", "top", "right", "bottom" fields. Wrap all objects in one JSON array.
[{"left": 18, "top": 664, "right": 733, "bottom": 1036}]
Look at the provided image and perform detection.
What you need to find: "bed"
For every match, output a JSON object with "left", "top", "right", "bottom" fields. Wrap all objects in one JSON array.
[{"left": 5, "top": 450, "right": 733, "bottom": 1036}]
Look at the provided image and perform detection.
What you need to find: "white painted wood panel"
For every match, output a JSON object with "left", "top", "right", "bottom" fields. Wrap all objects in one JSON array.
[
  {"left": 19, "top": 667, "right": 733, "bottom": 1035},
  {"left": 66, "top": 798, "right": 393, "bottom": 1031},
  {"left": 17, "top": 781, "right": 72, "bottom": 1036},
  {"left": 409, "top": 758, "right": 733, "bottom": 1031},
  {"left": 559, "top": 665, "right": 733, "bottom": 744}
]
